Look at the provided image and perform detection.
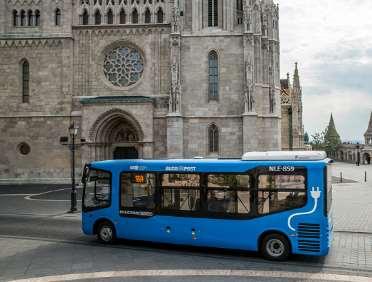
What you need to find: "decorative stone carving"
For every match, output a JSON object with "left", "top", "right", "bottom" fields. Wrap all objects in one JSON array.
[
  {"left": 244, "top": 59, "right": 255, "bottom": 113},
  {"left": 103, "top": 46, "right": 144, "bottom": 87}
]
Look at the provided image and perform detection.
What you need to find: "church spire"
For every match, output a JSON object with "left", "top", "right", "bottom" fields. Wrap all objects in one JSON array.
[
  {"left": 293, "top": 62, "right": 300, "bottom": 89},
  {"left": 364, "top": 111, "right": 372, "bottom": 140},
  {"left": 325, "top": 113, "right": 341, "bottom": 143}
]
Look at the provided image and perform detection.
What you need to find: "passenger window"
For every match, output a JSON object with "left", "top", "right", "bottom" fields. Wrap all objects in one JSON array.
[
  {"left": 257, "top": 171, "right": 306, "bottom": 215},
  {"left": 207, "top": 174, "right": 251, "bottom": 215},
  {"left": 120, "top": 173, "right": 156, "bottom": 213},
  {"left": 83, "top": 169, "right": 111, "bottom": 210},
  {"left": 160, "top": 174, "right": 201, "bottom": 212}
]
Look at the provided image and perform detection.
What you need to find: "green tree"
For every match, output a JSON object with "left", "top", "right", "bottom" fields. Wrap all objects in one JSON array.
[
  {"left": 310, "top": 130, "right": 326, "bottom": 150},
  {"left": 304, "top": 132, "right": 310, "bottom": 144}
]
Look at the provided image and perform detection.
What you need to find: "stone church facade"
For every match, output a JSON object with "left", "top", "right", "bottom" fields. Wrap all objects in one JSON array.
[{"left": 0, "top": 0, "right": 301, "bottom": 183}]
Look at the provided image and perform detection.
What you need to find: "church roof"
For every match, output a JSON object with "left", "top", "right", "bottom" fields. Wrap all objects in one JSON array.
[
  {"left": 280, "top": 79, "right": 289, "bottom": 90},
  {"left": 325, "top": 114, "right": 341, "bottom": 141},
  {"left": 365, "top": 112, "right": 372, "bottom": 136}
]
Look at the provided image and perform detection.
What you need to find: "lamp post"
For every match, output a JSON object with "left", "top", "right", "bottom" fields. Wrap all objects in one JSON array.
[{"left": 69, "top": 122, "right": 78, "bottom": 213}]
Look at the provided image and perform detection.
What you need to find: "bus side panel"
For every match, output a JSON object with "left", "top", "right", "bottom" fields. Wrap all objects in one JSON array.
[{"left": 289, "top": 166, "right": 330, "bottom": 256}]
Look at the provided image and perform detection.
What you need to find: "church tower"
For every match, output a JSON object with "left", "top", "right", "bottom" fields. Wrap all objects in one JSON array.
[
  {"left": 364, "top": 112, "right": 372, "bottom": 145},
  {"left": 325, "top": 114, "right": 341, "bottom": 143},
  {"left": 280, "top": 63, "right": 305, "bottom": 150},
  {"left": 325, "top": 114, "right": 342, "bottom": 157}
]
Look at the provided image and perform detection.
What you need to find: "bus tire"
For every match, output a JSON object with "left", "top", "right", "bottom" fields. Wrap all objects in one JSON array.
[
  {"left": 260, "top": 233, "right": 290, "bottom": 261},
  {"left": 97, "top": 221, "right": 116, "bottom": 244}
]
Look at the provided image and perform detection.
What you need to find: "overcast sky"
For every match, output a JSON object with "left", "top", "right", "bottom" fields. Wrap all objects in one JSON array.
[{"left": 279, "top": 0, "right": 372, "bottom": 142}]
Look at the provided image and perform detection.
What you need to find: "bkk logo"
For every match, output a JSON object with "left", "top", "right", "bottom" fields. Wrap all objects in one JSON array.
[{"left": 287, "top": 187, "right": 321, "bottom": 232}]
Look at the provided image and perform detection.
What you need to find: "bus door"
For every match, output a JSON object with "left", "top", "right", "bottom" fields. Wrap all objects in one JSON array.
[
  {"left": 194, "top": 173, "right": 255, "bottom": 250},
  {"left": 157, "top": 173, "right": 203, "bottom": 245},
  {"left": 157, "top": 173, "right": 255, "bottom": 249}
]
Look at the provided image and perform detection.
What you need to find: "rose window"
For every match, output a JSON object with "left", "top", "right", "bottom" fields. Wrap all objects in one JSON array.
[{"left": 103, "top": 46, "right": 144, "bottom": 87}]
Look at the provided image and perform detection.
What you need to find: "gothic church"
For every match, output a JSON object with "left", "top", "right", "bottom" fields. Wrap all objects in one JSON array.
[{"left": 0, "top": 0, "right": 304, "bottom": 183}]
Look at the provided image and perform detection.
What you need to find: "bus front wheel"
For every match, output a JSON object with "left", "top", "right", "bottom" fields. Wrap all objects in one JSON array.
[
  {"left": 97, "top": 221, "right": 116, "bottom": 244},
  {"left": 260, "top": 233, "right": 290, "bottom": 261}
]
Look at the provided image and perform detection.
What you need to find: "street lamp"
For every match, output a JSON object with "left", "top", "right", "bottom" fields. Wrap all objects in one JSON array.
[{"left": 69, "top": 122, "right": 79, "bottom": 213}]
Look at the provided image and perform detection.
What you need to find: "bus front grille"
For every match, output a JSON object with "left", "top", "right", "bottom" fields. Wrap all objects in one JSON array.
[{"left": 297, "top": 223, "right": 321, "bottom": 253}]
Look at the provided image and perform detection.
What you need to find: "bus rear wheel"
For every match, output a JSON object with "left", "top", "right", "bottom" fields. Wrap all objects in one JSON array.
[
  {"left": 97, "top": 221, "right": 116, "bottom": 244},
  {"left": 260, "top": 233, "right": 290, "bottom": 261}
]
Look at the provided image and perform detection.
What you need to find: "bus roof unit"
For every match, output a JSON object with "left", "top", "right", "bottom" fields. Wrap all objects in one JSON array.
[{"left": 241, "top": 151, "right": 327, "bottom": 161}]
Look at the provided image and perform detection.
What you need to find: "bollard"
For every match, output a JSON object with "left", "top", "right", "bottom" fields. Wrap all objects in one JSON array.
[
  {"left": 365, "top": 171, "right": 367, "bottom": 183},
  {"left": 340, "top": 172, "right": 343, "bottom": 183}
]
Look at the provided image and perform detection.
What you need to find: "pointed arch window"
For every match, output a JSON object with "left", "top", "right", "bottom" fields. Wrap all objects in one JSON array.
[
  {"left": 208, "top": 50, "right": 219, "bottom": 100},
  {"left": 55, "top": 8, "right": 61, "bottom": 26},
  {"left": 20, "top": 10, "right": 26, "bottom": 26},
  {"left": 208, "top": 124, "right": 219, "bottom": 154},
  {"left": 156, "top": 8, "right": 164, "bottom": 23},
  {"left": 107, "top": 8, "right": 113, "bottom": 24},
  {"left": 208, "top": 0, "right": 218, "bottom": 27},
  {"left": 35, "top": 10, "right": 40, "bottom": 26},
  {"left": 82, "top": 9, "right": 89, "bottom": 25},
  {"left": 27, "top": 10, "right": 33, "bottom": 26},
  {"left": 13, "top": 10, "right": 18, "bottom": 26},
  {"left": 119, "top": 8, "right": 126, "bottom": 24},
  {"left": 94, "top": 10, "right": 102, "bottom": 24},
  {"left": 132, "top": 9, "right": 138, "bottom": 24},
  {"left": 144, "top": 8, "right": 151, "bottom": 24},
  {"left": 21, "top": 60, "right": 30, "bottom": 103}
]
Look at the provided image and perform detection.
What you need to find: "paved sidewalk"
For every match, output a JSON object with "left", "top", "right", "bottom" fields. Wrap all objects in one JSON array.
[
  {"left": 332, "top": 162, "right": 372, "bottom": 184},
  {"left": 331, "top": 162, "right": 372, "bottom": 233}
]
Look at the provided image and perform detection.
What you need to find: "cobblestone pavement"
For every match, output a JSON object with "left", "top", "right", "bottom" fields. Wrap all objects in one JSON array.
[{"left": 332, "top": 162, "right": 372, "bottom": 233}]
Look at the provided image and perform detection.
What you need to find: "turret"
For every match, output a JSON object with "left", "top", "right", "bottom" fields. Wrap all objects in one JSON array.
[
  {"left": 325, "top": 114, "right": 342, "bottom": 144},
  {"left": 364, "top": 112, "right": 372, "bottom": 145}
]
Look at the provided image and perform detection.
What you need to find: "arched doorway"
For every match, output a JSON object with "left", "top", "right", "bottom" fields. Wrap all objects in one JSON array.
[
  {"left": 113, "top": 146, "right": 138, "bottom": 160},
  {"left": 90, "top": 109, "right": 144, "bottom": 161},
  {"left": 363, "top": 153, "right": 371, "bottom": 165}
]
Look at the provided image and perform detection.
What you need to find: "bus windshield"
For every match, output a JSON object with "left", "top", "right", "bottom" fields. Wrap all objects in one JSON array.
[{"left": 83, "top": 168, "right": 111, "bottom": 211}]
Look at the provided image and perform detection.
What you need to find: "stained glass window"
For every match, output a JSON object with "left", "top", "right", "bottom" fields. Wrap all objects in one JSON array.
[
  {"left": 22, "top": 60, "right": 29, "bottom": 103},
  {"left": 103, "top": 46, "right": 144, "bottom": 87},
  {"left": 208, "top": 51, "right": 219, "bottom": 100},
  {"left": 208, "top": 124, "right": 219, "bottom": 153}
]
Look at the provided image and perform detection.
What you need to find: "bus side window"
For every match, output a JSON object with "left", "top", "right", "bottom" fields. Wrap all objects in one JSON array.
[
  {"left": 207, "top": 174, "right": 251, "bottom": 216},
  {"left": 257, "top": 170, "right": 307, "bottom": 215},
  {"left": 120, "top": 173, "right": 156, "bottom": 211},
  {"left": 160, "top": 174, "right": 201, "bottom": 212}
]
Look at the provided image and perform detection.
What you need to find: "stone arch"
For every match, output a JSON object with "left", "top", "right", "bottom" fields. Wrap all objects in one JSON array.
[
  {"left": 340, "top": 151, "right": 344, "bottom": 161},
  {"left": 90, "top": 108, "right": 144, "bottom": 143},
  {"left": 89, "top": 109, "right": 144, "bottom": 160},
  {"left": 363, "top": 153, "right": 371, "bottom": 165}
]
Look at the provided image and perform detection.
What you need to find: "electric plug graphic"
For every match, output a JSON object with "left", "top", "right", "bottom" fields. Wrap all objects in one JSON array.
[
  {"left": 288, "top": 186, "right": 321, "bottom": 231},
  {"left": 310, "top": 186, "right": 321, "bottom": 200}
]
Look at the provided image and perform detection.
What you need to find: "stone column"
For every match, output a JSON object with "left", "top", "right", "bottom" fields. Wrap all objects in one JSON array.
[
  {"left": 167, "top": 114, "right": 184, "bottom": 158},
  {"left": 192, "top": 0, "right": 202, "bottom": 32},
  {"left": 243, "top": 113, "right": 258, "bottom": 152},
  {"left": 167, "top": 5, "right": 184, "bottom": 158}
]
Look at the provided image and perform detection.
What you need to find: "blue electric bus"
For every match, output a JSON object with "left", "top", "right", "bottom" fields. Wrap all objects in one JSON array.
[{"left": 81, "top": 151, "right": 333, "bottom": 260}]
